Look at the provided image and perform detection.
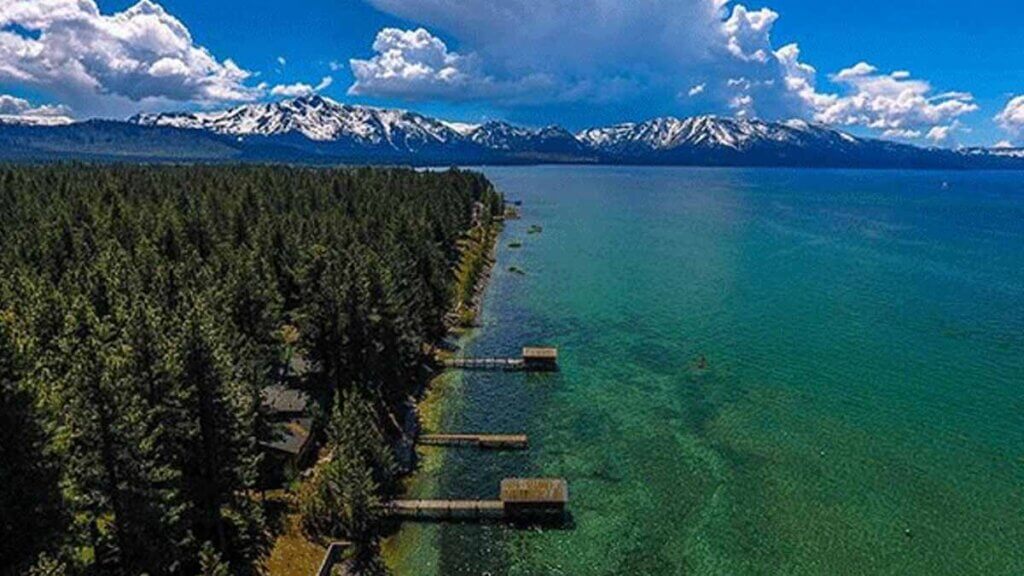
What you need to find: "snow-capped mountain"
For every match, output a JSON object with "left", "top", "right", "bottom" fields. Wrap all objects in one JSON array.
[
  {"left": 131, "top": 95, "right": 465, "bottom": 152},
  {"left": 464, "top": 121, "right": 593, "bottom": 157},
  {"left": 960, "top": 146, "right": 1024, "bottom": 159},
  {"left": 577, "top": 116, "right": 861, "bottom": 155},
  {"left": 4, "top": 96, "right": 1020, "bottom": 168},
  {"left": 131, "top": 96, "right": 594, "bottom": 159}
]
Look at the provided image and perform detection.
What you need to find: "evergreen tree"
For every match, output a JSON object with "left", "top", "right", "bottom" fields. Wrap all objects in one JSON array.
[
  {"left": 0, "top": 164, "right": 499, "bottom": 574},
  {"left": 0, "top": 314, "right": 66, "bottom": 576}
]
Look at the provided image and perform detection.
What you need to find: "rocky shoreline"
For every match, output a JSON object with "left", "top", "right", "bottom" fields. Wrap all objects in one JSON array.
[{"left": 393, "top": 219, "right": 503, "bottom": 472}]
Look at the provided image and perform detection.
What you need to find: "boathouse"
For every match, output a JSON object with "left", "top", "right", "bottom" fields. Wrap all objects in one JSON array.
[
  {"left": 521, "top": 346, "right": 559, "bottom": 371},
  {"left": 501, "top": 478, "right": 568, "bottom": 517},
  {"left": 385, "top": 478, "right": 569, "bottom": 520}
]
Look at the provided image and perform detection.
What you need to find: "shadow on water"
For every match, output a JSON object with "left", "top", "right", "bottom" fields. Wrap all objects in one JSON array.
[{"left": 382, "top": 512, "right": 576, "bottom": 531}]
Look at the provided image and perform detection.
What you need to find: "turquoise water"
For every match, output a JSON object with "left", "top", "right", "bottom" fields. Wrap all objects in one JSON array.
[{"left": 387, "top": 167, "right": 1024, "bottom": 575}]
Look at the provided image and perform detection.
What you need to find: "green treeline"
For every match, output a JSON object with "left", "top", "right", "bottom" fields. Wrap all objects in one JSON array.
[
  {"left": 0, "top": 164, "right": 502, "bottom": 576},
  {"left": 452, "top": 224, "right": 500, "bottom": 327}
]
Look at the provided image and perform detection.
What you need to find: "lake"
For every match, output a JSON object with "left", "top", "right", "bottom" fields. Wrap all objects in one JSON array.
[{"left": 384, "top": 166, "right": 1024, "bottom": 575}]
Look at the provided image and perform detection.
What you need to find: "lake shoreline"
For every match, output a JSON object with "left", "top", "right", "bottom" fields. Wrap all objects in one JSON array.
[
  {"left": 393, "top": 212, "right": 505, "bottom": 473},
  {"left": 382, "top": 211, "right": 506, "bottom": 574},
  {"left": 385, "top": 165, "right": 1024, "bottom": 575}
]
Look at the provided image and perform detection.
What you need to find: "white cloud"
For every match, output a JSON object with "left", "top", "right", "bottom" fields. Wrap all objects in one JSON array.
[
  {"left": 803, "top": 65, "right": 977, "bottom": 140},
  {"left": 925, "top": 125, "right": 952, "bottom": 143},
  {"left": 271, "top": 76, "right": 333, "bottom": 98},
  {"left": 687, "top": 83, "right": 706, "bottom": 97},
  {"left": 357, "top": 0, "right": 824, "bottom": 114},
  {"left": 277, "top": 56, "right": 287, "bottom": 67},
  {"left": 835, "top": 62, "right": 878, "bottom": 80},
  {"left": 356, "top": 1, "right": 737, "bottom": 102},
  {"left": 882, "top": 128, "right": 921, "bottom": 139},
  {"left": 361, "top": 0, "right": 977, "bottom": 145},
  {"left": 350, "top": 27, "right": 509, "bottom": 100},
  {"left": 722, "top": 5, "right": 779, "bottom": 63},
  {"left": 348, "top": 27, "right": 559, "bottom": 101},
  {"left": 0, "top": 93, "right": 73, "bottom": 122},
  {"left": 0, "top": 0, "right": 262, "bottom": 116},
  {"left": 995, "top": 95, "right": 1024, "bottom": 141}
]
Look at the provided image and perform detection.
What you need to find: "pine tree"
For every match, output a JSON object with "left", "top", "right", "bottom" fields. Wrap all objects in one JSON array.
[
  {"left": 0, "top": 164, "right": 494, "bottom": 574},
  {"left": 172, "top": 301, "right": 266, "bottom": 574},
  {"left": 198, "top": 541, "right": 232, "bottom": 576},
  {"left": 0, "top": 314, "right": 66, "bottom": 576}
]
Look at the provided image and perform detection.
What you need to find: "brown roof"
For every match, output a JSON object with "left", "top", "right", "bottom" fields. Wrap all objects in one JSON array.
[
  {"left": 261, "top": 384, "right": 310, "bottom": 414},
  {"left": 522, "top": 347, "right": 558, "bottom": 360},
  {"left": 262, "top": 417, "right": 313, "bottom": 456},
  {"left": 500, "top": 478, "right": 568, "bottom": 504}
]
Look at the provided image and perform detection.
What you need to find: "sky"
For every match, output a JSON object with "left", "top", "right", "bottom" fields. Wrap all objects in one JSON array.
[{"left": 1, "top": 0, "right": 1023, "bottom": 147}]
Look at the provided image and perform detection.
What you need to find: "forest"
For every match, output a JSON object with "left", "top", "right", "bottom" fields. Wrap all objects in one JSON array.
[{"left": 0, "top": 164, "right": 503, "bottom": 575}]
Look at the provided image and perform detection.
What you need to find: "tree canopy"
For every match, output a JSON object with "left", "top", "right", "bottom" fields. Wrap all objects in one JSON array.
[{"left": 0, "top": 164, "right": 501, "bottom": 575}]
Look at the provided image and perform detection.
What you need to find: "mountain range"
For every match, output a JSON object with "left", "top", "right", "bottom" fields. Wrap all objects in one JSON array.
[{"left": 0, "top": 95, "right": 1021, "bottom": 169}]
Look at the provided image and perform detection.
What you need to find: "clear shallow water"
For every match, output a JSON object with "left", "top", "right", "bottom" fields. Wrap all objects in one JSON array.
[{"left": 384, "top": 166, "right": 1024, "bottom": 575}]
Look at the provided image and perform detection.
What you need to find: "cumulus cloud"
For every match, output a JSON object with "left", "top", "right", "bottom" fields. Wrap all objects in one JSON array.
[
  {"left": 799, "top": 64, "right": 978, "bottom": 141},
  {"left": 722, "top": 5, "right": 778, "bottom": 63},
  {"left": 271, "top": 76, "right": 333, "bottom": 98},
  {"left": 0, "top": 93, "right": 72, "bottom": 119},
  {"left": 349, "top": 27, "right": 559, "bottom": 102},
  {"left": 349, "top": 28, "right": 487, "bottom": 98},
  {"left": 360, "top": 0, "right": 977, "bottom": 144},
  {"left": 995, "top": 95, "right": 1024, "bottom": 141},
  {"left": 356, "top": 1, "right": 731, "bottom": 103},
  {"left": 0, "top": 0, "right": 263, "bottom": 116},
  {"left": 356, "top": 1, "right": 817, "bottom": 116}
]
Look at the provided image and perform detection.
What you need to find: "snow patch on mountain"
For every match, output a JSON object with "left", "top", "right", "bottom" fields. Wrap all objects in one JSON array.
[
  {"left": 577, "top": 116, "right": 865, "bottom": 153},
  {"left": 441, "top": 121, "right": 481, "bottom": 136},
  {"left": 132, "top": 95, "right": 463, "bottom": 150}
]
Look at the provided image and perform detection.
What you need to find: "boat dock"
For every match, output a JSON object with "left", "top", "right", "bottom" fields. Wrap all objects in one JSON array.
[
  {"left": 443, "top": 357, "right": 524, "bottom": 370},
  {"left": 443, "top": 346, "right": 558, "bottom": 372},
  {"left": 420, "top": 433, "right": 528, "bottom": 449},
  {"left": 385, "top": 478, "right": 568, "bottom": 521},
  {"left": 386, "top": 499, "right": 505, "bottom": 519}
]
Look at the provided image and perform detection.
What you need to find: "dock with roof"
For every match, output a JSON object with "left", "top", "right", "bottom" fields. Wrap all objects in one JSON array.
[
  {"left": 385, "top": 478, "right": 568, "bottom": 521},
  {"left": 443, "top": 346, "right": 558, "bottom": 372}
]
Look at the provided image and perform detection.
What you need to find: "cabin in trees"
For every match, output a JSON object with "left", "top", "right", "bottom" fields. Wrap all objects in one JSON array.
[{"left": 260, "top": 383, "right": 314, "bottom": 483}]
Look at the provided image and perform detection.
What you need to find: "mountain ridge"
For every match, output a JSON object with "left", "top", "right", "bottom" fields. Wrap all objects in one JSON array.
[{"left": 0, "top": 95, "right": 1020, "bottom": 168}]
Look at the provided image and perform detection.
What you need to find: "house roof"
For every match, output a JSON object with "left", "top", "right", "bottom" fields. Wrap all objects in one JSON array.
[
  {"left": 262, "top": 384, "right": 310, "bottom": 414},
  {"left": 262, "top": 417, "right": 313, "bottom": 456},
  {"left": 288, "top": 354, "right": 318, "bottom": 377}
]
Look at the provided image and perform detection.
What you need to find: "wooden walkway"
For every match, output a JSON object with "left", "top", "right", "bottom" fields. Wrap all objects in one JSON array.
[
  {"left": 442, "top": 347, "right": 558, "bottom": 372},
  {"left": 420, "top": 433, "right": 528, "bottom": 449},
  {"left": 384, "top": 478, "right": 568, "bottom": 522},
  {"left": 443, "top": 357, "right": 525, "bottom": 371},
  {"left": 386, "top": 499, "right": 505, "bottom": 519}
]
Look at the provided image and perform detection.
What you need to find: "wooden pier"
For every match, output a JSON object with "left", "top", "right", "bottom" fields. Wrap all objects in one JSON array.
[
  {"left": 420, "top": 433, "right": 528, "bottom": 450},
  {"left": 443, "top": 357, "right": 524, "bottom": 371},
  {"left": 385, "top": 478, "right": 568, "bottom": 521},
  {"left": 386, "top": 499, "right": 505, "bottom": 519},
  {"left": 443, "top": 347, "right": 558, "bottom": 372}
]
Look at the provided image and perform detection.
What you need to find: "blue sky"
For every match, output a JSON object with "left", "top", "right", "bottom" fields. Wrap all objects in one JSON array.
[{"left": 1, "top": 0, "right": 1023, "bottom": 147}]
